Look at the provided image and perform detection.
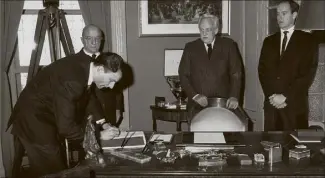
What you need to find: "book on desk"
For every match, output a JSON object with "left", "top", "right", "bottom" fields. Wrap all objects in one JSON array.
[{"left": 290, "top": 130, "right": 325, "bottom": 143}]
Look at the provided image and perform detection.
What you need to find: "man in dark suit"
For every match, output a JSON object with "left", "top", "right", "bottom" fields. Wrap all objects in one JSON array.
[
  {"left": 178, "top": 14, "right": 243, "bottom": 122},
  {"left": 82, "top": 24, "right": 133, "bottom": 127},
  {"left": 7, "top": 26, "right": 122, "bottom": 177},
  {"left": 258, "top": 0, "right": 318, "bottom": 131}
]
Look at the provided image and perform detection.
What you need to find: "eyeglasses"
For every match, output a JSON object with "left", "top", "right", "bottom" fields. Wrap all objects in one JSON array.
[
  {"left": 199, "top": 28, "right": 214, "bottom": 33},
  {"left": 83, "top": 36, "right": 103, "bottom": 43}
]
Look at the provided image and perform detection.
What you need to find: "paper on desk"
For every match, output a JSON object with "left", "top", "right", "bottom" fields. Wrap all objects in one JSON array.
[
  {"left": 194, "top": 132, "right": 226, "bottom": 144},
  {"left": 149, "top": 134, "right": 173, "bottom": 143},
  {"left": 114, "top": 131, "right": 145, "bottom": 140},
  {"left": 185, "top": 146, "right": 234, "bottom": 153},
  {"left": 101, "top": 131, "right": 146, "bottom": 150}
]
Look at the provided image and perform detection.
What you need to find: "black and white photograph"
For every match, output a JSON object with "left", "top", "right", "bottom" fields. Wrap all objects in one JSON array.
[{"left": 1, "top": 0, "right": 325, "bottom": 178}]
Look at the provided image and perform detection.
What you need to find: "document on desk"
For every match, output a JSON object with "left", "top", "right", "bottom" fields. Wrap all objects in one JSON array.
[
  {"left": 101, "top": 131, "right": 146, "bottom": 150},
  {"left": 194, "top": 132, "right": 226, "bottom": 144},
  {"left": 149, "top": 134, "right": 173, "bottom": 143}
]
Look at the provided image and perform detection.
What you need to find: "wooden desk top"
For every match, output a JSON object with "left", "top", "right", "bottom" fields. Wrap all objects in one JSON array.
[
  {"left": 45, "top": 132, "right": 325, "bottom": 177},
  {"left": 82, "top": 132, "right": 325, "bottom": 177}
]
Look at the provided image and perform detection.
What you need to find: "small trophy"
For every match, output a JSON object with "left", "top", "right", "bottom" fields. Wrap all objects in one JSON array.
[
  {"left": 166, "top": 76, "right": 187, "bottom": 107},
  {"left": 164, "top": 49, "right": 187, "bottom": 107},
  {"left": 83, "top": 115, "right": 106, "bottom": 167}
]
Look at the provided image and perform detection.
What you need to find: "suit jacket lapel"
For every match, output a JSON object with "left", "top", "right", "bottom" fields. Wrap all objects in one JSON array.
[
  {"left": 211, "top": 36, "right": 222, "bottom": 60},
  {"left": 76, "top": 50, "right": 92, "bottom": 90},
  {"left": 282, "top": 30, "right": 298, "bottom": 58},
  {"left": 197, "top": 40, "right": 209, "bottom": 60},
  {"left": 272, "top": 32, "right": 281, "bottom": 59}
]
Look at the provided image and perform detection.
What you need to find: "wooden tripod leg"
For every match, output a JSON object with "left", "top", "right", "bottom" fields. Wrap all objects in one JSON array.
[
  {"left": 47, "top": 20, "right": 56, "bottom": 63},
  {"left": 27, "top": 10, "right": 47, "bottom": 83},
  {"left": 59, "top": 10, "right": 75, "bottom": 56},
  {"left": 47, "top": 8, "right": 60, "bottom": 63}
]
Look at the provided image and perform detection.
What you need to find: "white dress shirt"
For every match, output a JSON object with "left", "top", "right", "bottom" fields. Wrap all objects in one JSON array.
[
  {"left": 83, "top": 49, "right": 100, "bottom": 86},
  {"left": 204, "top": 38, "right": 215, "bottom": 53},
  {"left": 280, "top": 26, "right": 295, "bottom": 54}
]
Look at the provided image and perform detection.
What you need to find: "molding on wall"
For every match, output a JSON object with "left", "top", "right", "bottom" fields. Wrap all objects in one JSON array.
[
  {"left": 0, "top": 0, "right": 6, "bottom": 176},
  {"left": 255, "top": 0, "right": 269, "bottom": 131},
  {"left": 110, "top": 0, "right": 130, "bottom": 130},
  {"left": 243, "top": 1, "right": 268, "bottom": 131}
]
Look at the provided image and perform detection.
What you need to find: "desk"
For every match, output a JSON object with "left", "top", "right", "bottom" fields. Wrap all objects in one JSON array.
[
  {"left": 150, "top": 105, "right": 189, "bottom": 131},
  {"left": 46, "top": 132, "right": 325, "bottom": 178}
]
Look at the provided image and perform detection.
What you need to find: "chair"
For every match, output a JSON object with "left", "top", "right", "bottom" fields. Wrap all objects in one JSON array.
[
  {"left": 64, "top": 138, "right": 85, "bottom": 168},
  {"left": 12, "top": 136, "right": 26, "bottom": 178}
]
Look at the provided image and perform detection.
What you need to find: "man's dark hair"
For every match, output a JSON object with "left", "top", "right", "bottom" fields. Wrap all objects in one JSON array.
[
  {"left": 279, "top": 0, "right": 300, "bottom": 14},
  {"left": 93, "top": 53, "right": 123, "bottom": 73}
]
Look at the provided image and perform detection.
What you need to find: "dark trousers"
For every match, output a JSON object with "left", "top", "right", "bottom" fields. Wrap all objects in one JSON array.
[
  {"left": 18, "top": 137, "right": 66, "bottom": 178},
  {"left": 187, "top": 103, "right": 204, "bottom": 122},
  {"left": 264, "top": 108, "right": 308, "bottom": 131}
]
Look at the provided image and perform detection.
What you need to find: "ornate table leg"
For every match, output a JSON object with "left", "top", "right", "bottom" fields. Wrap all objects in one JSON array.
[
  {"left": 176, "top": 121, "right": 181, "bottom": 131},
  {"left": 153, "top": 118, "right": 157, "bottom": 131},
  {"left": 187, "top": 121, "right": 191, "bottom": 131}
]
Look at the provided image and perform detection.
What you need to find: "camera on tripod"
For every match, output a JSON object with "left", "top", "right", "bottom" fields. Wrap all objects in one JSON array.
[
  {"left": 27, "top": 0, "right": 75, "bottom": 82},
  {"left": 43, "top": 0, "right": 59, "bottom": 8}
]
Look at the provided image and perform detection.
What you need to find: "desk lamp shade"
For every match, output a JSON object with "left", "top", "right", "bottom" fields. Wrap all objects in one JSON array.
[{"left": 190, "top": 98, "right": 246, "bottom": 132}]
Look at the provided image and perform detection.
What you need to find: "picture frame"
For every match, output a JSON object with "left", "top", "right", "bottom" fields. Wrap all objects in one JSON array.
[
  {"left": 139, "top": 0, "right": 230, "bottom": 37},
  {"left": 164, "top": 49, "right": 184, "bottom": 77}
]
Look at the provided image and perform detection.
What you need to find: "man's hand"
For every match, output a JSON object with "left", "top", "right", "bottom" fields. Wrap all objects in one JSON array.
[
  {"left": 100, "top": 125, "right": 120, "bottom": 140},
  {"left": 269, "top": 94, "right": 287, "bottom": 109},
  {"left": 193, "top": 94, "right": 208, "bottom": 107},
  {"left": 226, "top": 97, "right": 238, "bottom": 109},
  {"left": 109, "top": 69, "right": 122, "bottom": 82},
  {"left": 275, "top": 102, "right": 287, "bottom": 109}
]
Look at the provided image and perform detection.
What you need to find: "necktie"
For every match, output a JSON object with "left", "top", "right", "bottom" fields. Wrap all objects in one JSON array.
[
  {"left": 207, "top": 43, "right": 212, "bottom": 59},
  {"left": 91, "top": 54, "right": 97, "bottom": 62},
  {"left": 281, "top": 31, "right": 288, "bottom": 56}
]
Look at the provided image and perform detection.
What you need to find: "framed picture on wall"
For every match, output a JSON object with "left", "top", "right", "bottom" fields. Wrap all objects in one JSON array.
[
  {"left": 164, "top": 49, "right": 184, "bottom": 77},
  {"left": 139, "top": 0, "right": 230, "bottom": 37}
]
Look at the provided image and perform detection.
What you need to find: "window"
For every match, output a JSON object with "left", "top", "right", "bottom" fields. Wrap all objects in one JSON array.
[{"left": 11, "top": 0, "right": 85, "bottom": 97}]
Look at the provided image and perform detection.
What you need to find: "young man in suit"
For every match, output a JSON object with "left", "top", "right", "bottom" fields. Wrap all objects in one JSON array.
[
  {"left": 178, "top": 14, "right": 243, "bottom": 122},
  {"left": 258, "top": 0, "right": 318, "bottom": 131},
  {"left": 7, "top": 27, "right": 122, "bottom": 177}
]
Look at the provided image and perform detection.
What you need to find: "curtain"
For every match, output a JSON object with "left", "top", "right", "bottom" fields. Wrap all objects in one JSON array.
[
  {"left": 78, "top": 0, "right": 112, "bottom": 52},
  {"left": 0, "top": 0, "right": 24, "bottom": 177}
]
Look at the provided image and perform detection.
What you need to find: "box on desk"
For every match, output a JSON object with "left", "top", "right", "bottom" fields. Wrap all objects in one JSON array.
[
  {"left": 261, "top": 141, "right": 282, "bottom": 164},
  {"left": 100, "top": 131, "right": 146, "bottom": 150},
  {"left": 237, "top": 154, "right": 253, "bottom": 165},
  {"left": 289, "top": 148, "right": 310, "bottom": 160},
  {"left": 108, "top": 149, "right": 152, "bottom": 164},
  {"left": 198, "top": 156, "right": 227, "bottom": 167}
]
